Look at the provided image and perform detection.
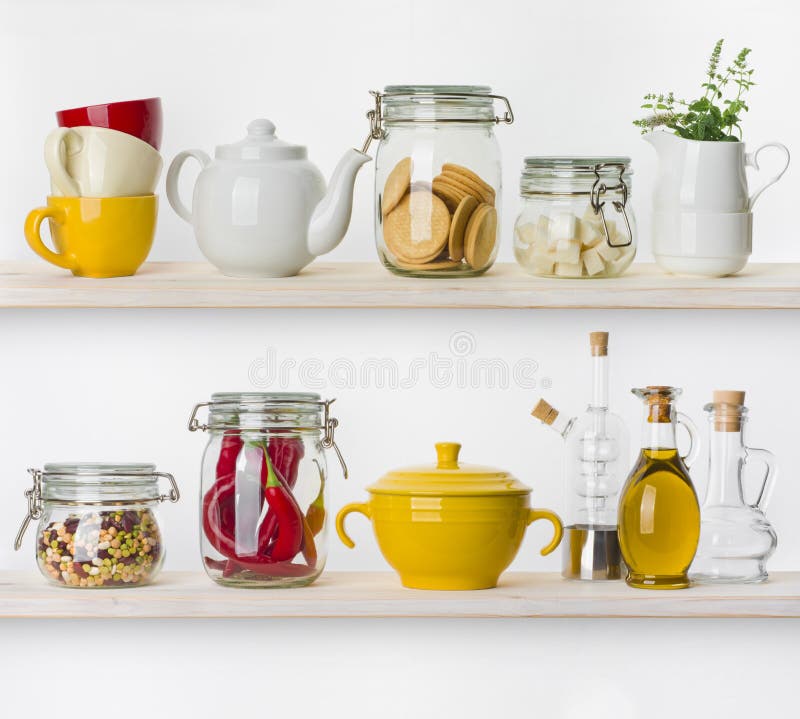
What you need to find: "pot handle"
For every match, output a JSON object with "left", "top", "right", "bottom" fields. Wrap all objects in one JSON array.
[
  {"left": 336, "top": 502, "right": 371, "bottom": 549},
  {"left": 527, "top": 508, "right": 564, "bottom": 556},
  {"left": 166, "top": 150, "right": 211, "bottom": 223},
  {"left": 747, "top": 142, "right": 790, "bottom": 209}
]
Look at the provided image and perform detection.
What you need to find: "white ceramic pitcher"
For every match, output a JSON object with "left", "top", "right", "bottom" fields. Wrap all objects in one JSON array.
[{"left": 645, "top": 133, "right": 790, "bottom": 276}]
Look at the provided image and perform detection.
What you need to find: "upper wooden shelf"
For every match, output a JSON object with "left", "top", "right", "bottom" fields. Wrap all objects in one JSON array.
[
  {"left": 0, "top": 261, "right": 799, "bottom": 309},
  {"left": 1, "top": 571, "right": 798, "bottom": 618}
]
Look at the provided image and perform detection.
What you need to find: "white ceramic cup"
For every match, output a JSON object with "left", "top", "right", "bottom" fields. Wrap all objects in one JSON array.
[
  {"left": 652, "top": 210, "right": 753, "bottom": 277},
  {"left": 45, "top": 126, "right": 163, "bottom": 197}
]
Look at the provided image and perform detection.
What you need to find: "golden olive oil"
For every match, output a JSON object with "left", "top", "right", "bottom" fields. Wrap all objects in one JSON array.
[{"left": 618, "top": 448, "right": 700, "bottom": 589}]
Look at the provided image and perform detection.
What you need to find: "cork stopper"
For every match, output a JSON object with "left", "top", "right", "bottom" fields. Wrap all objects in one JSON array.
[
  {"left": 712, "top": 390, "right": 746, "bottom": 432},
  {"left": 589, "top": 331, "right": 609, "bottom": 357},
  {"left": 531, "top": 398, "right": 559, "bottom": 426},
  {"left": 644, "top": 385, "right": 673, "bottom": 424}
]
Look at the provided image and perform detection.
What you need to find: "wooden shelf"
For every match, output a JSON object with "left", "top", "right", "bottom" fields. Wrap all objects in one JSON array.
[
  {"left": 1, "top": 571, "right": 798, "bottom": 618},
  {"left": 0, "top": 261, "right": 799, "bottom": 309}
]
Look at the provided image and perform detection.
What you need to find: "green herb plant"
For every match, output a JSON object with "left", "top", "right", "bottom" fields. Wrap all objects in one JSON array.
[{"left": 634, "top": 39, "right": 754, "bottom": 142}]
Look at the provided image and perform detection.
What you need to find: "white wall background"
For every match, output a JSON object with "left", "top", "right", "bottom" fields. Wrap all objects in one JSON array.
[{"left": 1, "top": 1, "right": 799, "bottom": 717}]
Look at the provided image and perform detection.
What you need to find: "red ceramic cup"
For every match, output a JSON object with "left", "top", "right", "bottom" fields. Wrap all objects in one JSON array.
[{"left": 56, "top": 97, "right": 163, "bottom": 151}]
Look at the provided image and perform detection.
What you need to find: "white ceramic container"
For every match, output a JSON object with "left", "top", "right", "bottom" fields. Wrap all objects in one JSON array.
[
  {"left": 645, "top": 133, "right": 790, "bottom": 276},
  {"left": 167, "top": 119, "right": 371, "bottom": 278},
  {"left": 45, "top": 126, "right": 163, "bottom": 198}
]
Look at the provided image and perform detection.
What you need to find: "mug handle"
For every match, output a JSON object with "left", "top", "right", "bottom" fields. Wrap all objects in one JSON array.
[
  {"left": 335, "top": 502, "right": 371, "bottom": 549},
  {"left": 24, "top": 206, "right": 77, "bottom": 271},
  {"left": 44, "top": 127, "right": 81, "bottom": 196},
  {"left": 527, "top": 508, "right": 563, "bottom": 556},
  {"left": 747, "top": 142, "right": 791, "bottom": 209},
  {"left": 166, "top": 149, "right": 211, "bottom": 223}
]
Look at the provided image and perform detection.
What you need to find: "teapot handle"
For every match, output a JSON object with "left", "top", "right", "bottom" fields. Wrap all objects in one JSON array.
[
  {"left": 166, "top": 150, "right": 211, "bottom": 223},
  {"left": 744, "top": 447, "right": 778, "bottom": 511},
  {"left": 676, "top": 412, "right": 701, "bottom": 468},
  {"left": 746, "top": 142, "right": 790, "bottom": 209}
]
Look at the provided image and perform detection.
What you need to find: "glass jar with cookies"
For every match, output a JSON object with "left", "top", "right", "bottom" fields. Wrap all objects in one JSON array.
[
  {"left": 514, "top": 158, "right": 638, "bottom": 278},
  {"left": 364, "top": 86, "right": 513, "bottom": 277}
]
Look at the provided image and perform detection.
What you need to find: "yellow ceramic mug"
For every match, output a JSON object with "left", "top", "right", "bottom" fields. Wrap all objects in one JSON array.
[{"left": 25, "top": 195, "right": 157, "bottom": 278}]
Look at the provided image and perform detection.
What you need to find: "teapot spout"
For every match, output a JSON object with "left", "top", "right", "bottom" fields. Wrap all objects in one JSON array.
[
  {"left": 307, "top": 148, "right": 371, "bottom": 258},
  {"left": 643, "top": 129, "right": 676, "bottom": 155}
]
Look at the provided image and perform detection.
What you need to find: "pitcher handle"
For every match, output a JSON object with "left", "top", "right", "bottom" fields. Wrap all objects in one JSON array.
[
  {"left": 166, "top": 150, "right": 211, "bottom": 223},
  {"left": 335, "top": 502, "right": 371, "bottom": 549},
  {"left": 676, "top": 412, "right": 701, "bottom": 468},
  {"left": 527, "top": 508, "right": 564, "bottom": 556},
  {"left": 744, "top": 447, "right": 777, "bottom": 511},
  {"left": 747, "top": 142, "right": 790, "bottom": 209}
]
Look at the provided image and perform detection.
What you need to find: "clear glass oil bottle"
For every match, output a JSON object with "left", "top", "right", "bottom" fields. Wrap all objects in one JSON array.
[
  {"left": 690, "top": 391, "right": 778, "bottom": 584},
  {"left": 618, "top": 386, "right": 701, "bottom": 589},
  {"left": 531, "top": 331, "right": 629, "bottom": 580}
]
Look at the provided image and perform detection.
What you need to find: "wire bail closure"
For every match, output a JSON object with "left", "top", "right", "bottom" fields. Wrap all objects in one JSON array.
[
  {"left": 361, "top": 89, "right": 514, "bottom": 153},
  {"left": 590, "top": 162, "right": 633, "bottom": 248},
  {"left": 14, "top": 468, "right": 179, "bottom": 551},
  {"left": 14, "top": 469, "right": 43, "bottom": 551},
  {"left": 187, "top": 398, "right": 348, "bottom": 478}
]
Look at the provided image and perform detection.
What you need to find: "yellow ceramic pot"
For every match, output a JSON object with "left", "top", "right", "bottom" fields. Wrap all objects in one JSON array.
[{"left": 336, "top": 442, "right": 563, "bottom": 590}]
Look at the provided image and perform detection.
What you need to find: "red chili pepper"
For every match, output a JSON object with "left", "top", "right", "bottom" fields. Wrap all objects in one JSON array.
[
  {"left": 202, "top": 431, "right": 268, "bottom": 561},
  {"left": 263, "top": 452, "right": 304, "bottom": 561},
  {"left": 201, "top": 431, "right": 242, "bottom": 558},
  {"left": 256, "top": 436, "right": 305, "bottom": 555}
]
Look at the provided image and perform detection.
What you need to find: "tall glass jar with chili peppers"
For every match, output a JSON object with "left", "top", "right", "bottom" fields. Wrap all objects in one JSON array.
[{"left": 188, "top": 393, "right": 346, "bottom": 588}]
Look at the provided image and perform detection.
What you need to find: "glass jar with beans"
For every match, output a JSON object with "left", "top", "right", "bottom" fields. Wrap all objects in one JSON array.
[{"left": 14, "top": 463, "right": 179, "bottom": 588}]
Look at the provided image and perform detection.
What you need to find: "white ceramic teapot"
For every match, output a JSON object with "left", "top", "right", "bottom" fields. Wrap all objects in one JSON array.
[{"left": 167, "top": 119, "right": 371, "bottom": 277}]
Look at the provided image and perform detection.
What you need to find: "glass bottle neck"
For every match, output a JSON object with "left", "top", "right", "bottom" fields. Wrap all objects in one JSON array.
[
  {"left": 548, "top": 413, "right": 575, "bottom": 439},
  {"left": 641, "top": 407, "right": 677, "bottom": 450},
  {"left": 590, "top": 354, "right": 608, "bottom": 409},
  {"left": 704, "top": 427, "right": 745, "bottom": 505}
]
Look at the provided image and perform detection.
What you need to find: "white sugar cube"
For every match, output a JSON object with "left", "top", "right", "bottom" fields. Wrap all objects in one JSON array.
[
  {"left": 535, "top": 215, "right": 554, "bottom": 250},
  {"left": 551, "top": 212, "right": 577, "bottom": 244},
  {"left": 555, "top": 237, "right": 580, "bottom": 264},
  {"left": 582, "top": 205, "right": 602, "bottom": 228},
  {"left": 555, "top": 262, "right": 582, "bottom": 277},
  {"left": 530, "top": 253, "right": 555, "bottom": 274},
  {"left": 515, "top": 223, "right": 537, "bottom": 247},
  {"left": 581, "top": 247, "right": 606, "bottom": 276},
  {"left": 576, "top": 219, "right": 602, "bottom": 249},
  {"left": 596, "top": 239, "right": 622, "bottom": 263}
]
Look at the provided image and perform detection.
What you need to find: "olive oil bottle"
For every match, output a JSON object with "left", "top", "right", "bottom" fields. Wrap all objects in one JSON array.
[{"left": 618, "top": 386, "right": 701, "bottom": 589}]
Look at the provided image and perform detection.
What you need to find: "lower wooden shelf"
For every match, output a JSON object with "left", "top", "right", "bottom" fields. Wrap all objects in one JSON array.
[{"left": 0, "top": 571, "right": 798, "bottom": 618}]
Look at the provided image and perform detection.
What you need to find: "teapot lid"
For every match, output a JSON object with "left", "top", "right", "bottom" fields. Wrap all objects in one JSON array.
[
  {"left": 215, "top": 119, "right": 306, "bottom": 161},
  {"left": 367, "top": 442, "right": 531, "bottom": 496}
]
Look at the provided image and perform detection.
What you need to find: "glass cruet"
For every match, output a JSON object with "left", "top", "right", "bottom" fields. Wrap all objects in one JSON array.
[
  {"left": 690, "top": 391, "right": 778, "bottom": 584},
  {"left": 531, "top": 331, "right": 629, "bottom": 580},
  {"left": 618, "top": 386, "right": 701, "bottom": 590}
]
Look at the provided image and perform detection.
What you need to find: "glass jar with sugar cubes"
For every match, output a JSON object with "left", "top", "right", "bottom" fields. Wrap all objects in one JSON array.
[{"left": 514, "top": 157, "right": 637, "bottom": 278}]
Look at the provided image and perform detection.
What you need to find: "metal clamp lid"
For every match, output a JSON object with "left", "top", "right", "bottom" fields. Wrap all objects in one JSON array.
[
  {"left": 362, "top": 89, "right": 514, "bottom": 153},
  {"left": 187, "top": 398, "right": 348, "bottom": 478},
  {"left": 13, "top": 468, "right": 179, "bottom": 551},
  {"left": 589, "top": 162, "right": 633, "bottom": 248}
]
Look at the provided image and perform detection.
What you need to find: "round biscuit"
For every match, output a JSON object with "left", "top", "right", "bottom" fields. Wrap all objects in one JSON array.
[
  {"left": 464, "top": 203, "right": 497, "bottom": 270},
  {"left": 441, "top": 163, "right": 495, "bottom": 196},
  {"left": 432, "top": 177, "right": 468, "bottom": 212},
  {"left": 382, "top": 157, "right": 412, "bottom": 217},
  {"left": 394, "top": 258, "right": 463, "bottom": 271},
  {"left": 448, "top": 195, "right": 479, "bottom": 262},
  {"left": 383, "top": 190, "right": 450, "bottom": 262},
  {"left": 441, "top": 169, "right": 495, "bottom": 205}
]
